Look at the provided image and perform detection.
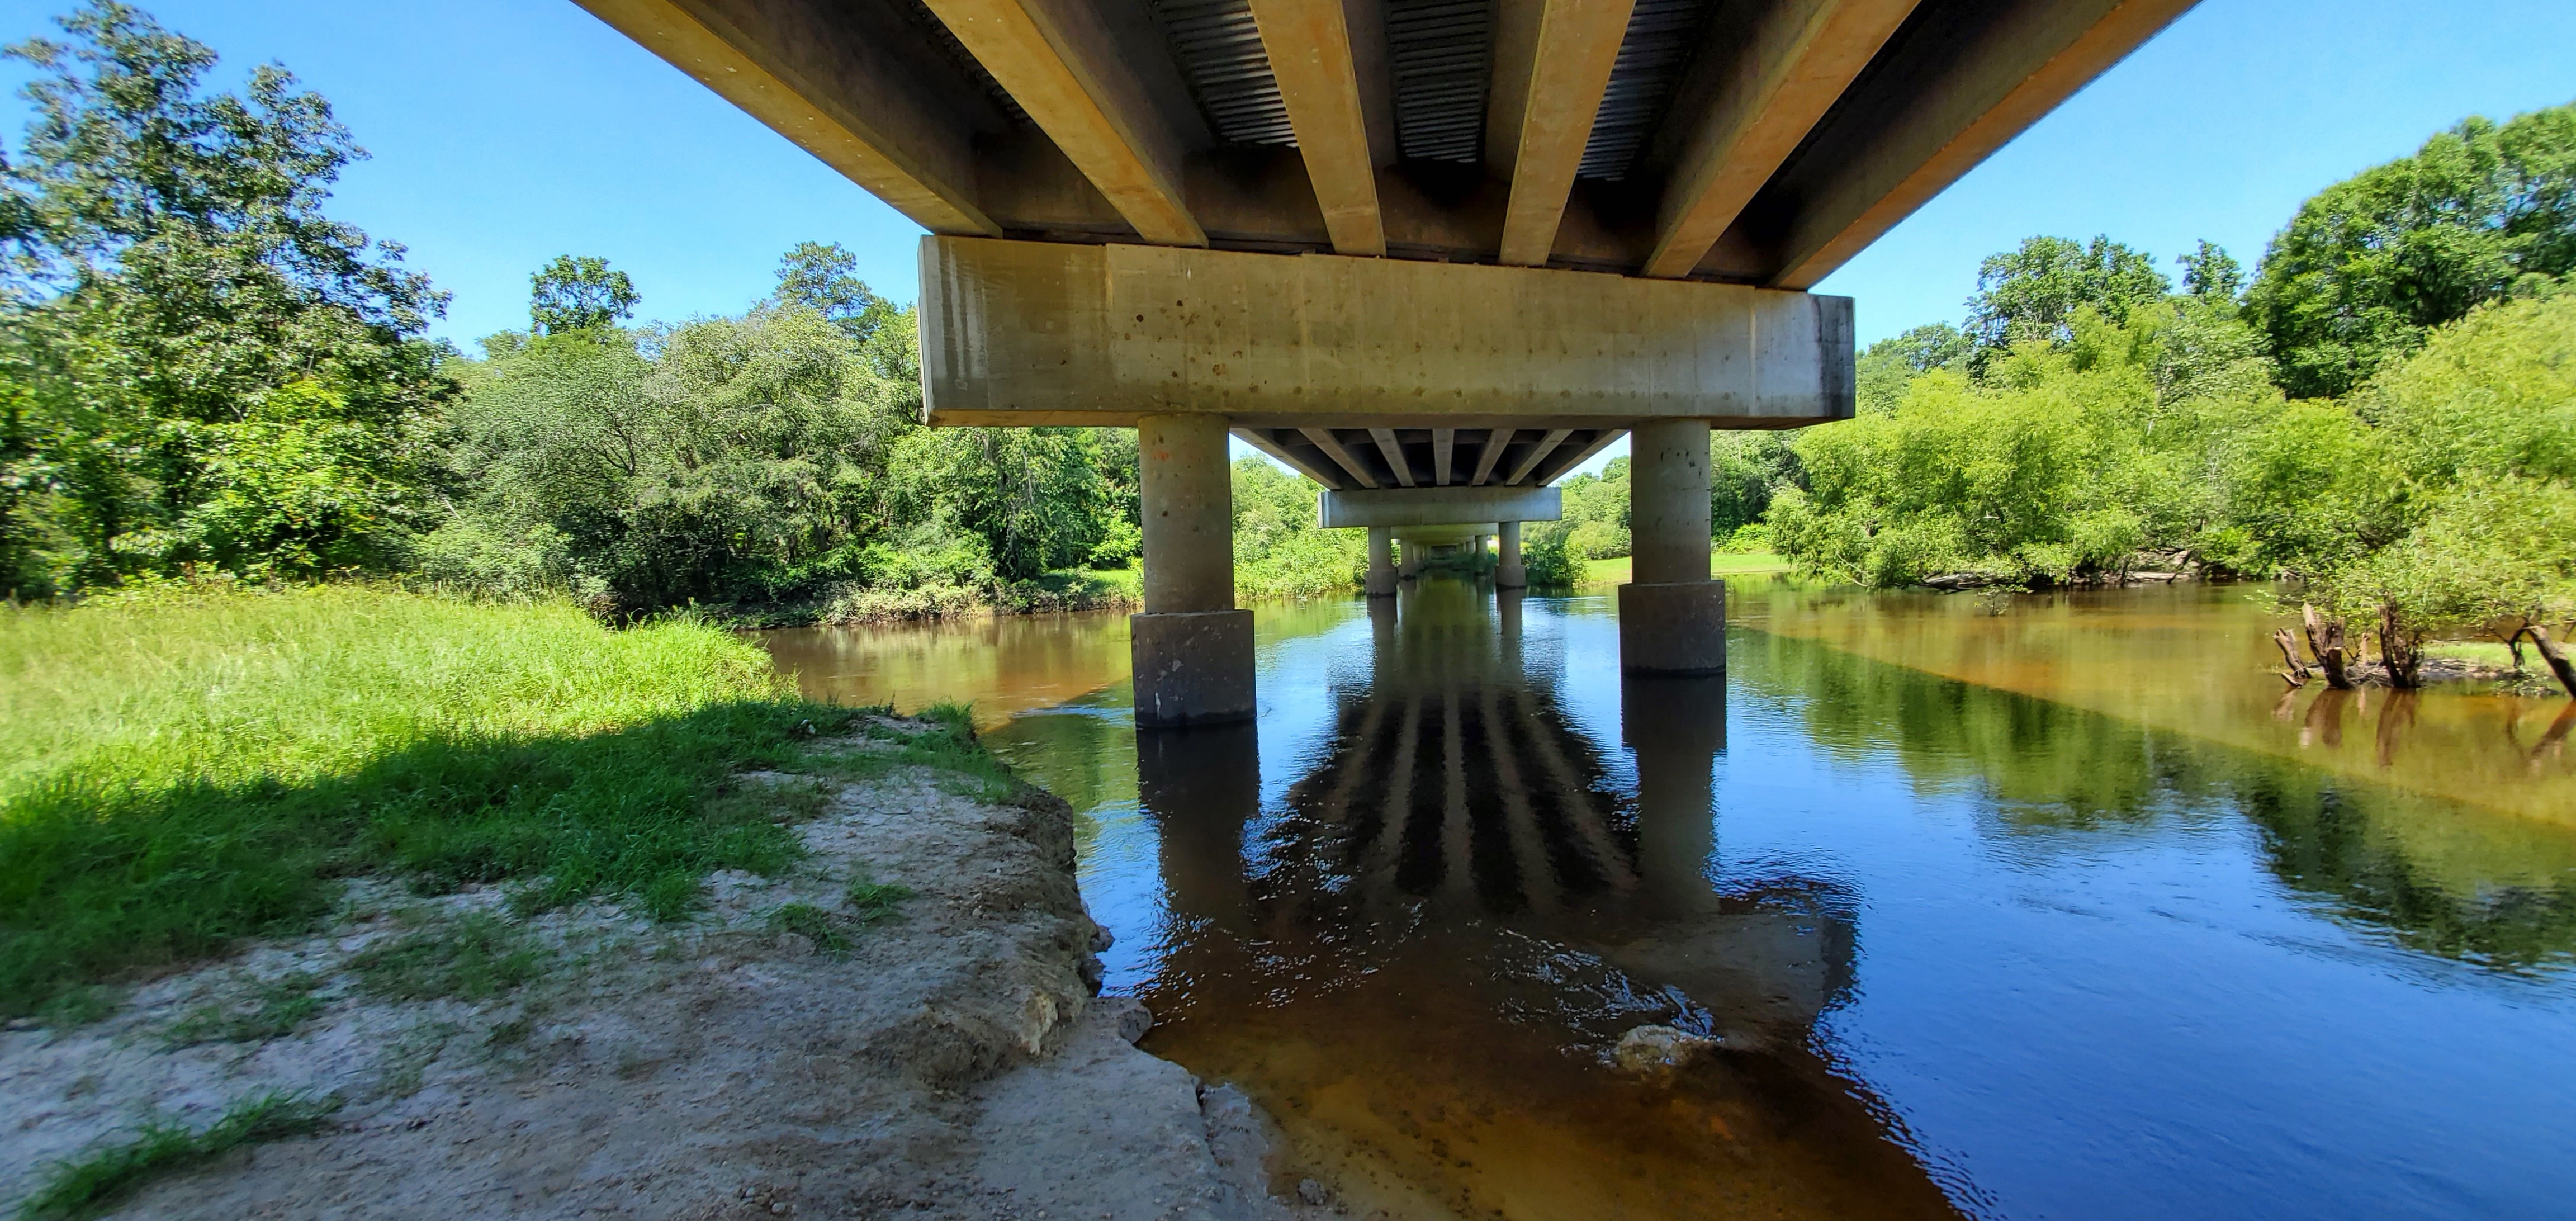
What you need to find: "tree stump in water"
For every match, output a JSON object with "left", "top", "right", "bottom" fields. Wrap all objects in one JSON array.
[
  {"left": 2272, "top": 628, "right": 2310, "bottom": 687},
  {"left": 2377, "top": 603, "right": 2426, "bottom": 689},
  {"left": 2302, "top": 604, "right": 2355, "bottom": 690}
]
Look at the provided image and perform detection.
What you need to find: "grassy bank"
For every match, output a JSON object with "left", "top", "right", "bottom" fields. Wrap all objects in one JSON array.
[
  {"left": 0, "top": 583, "right": 864, "bottom": 1019},
  {"left": 809, "top": 567, "right": 1143, "bottom": 624},
  {"left": 1576, "top": 553, "right": 1794, "bottom": 585}
]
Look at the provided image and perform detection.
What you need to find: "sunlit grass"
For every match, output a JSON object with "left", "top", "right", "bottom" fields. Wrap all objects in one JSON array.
[
  {"left": 0, "top": 583, "right": 861, "bottom": 1018},
  {"left": 1576, "top": 553, "right": 1792, "bottom": 585},
  {"left": 17, "top": 1090, "right": 340, "bottom": 1220}
]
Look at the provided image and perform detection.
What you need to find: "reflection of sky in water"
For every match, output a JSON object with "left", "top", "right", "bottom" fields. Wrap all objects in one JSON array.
[{"left": 817, "top": 582, "right": 2576, "bottom": 1219}]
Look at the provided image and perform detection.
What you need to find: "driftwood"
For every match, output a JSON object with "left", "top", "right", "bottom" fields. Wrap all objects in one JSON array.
[
  {"left": 2526, "top": 624, "right": 2576, "bottom": 698},
  {"left": 2271, "top": 628, "right": 2310, "bottom": 688},
  {"left": 2300, "top": 604, "right": 2355, "bottom": 690}
]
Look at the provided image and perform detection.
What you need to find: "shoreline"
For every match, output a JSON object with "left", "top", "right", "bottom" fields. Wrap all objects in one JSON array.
[{"left": 1, "top": 717, "right": 1335, "bottom": 1219}]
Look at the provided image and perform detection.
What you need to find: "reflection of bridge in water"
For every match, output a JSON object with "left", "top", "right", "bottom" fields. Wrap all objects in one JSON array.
[
  {"left": 1126, "top": 579, "right": 1944, "bottom": 1218},
  {"left": 1142, "top": 578, "right": 1852, "bottom": 1045}
]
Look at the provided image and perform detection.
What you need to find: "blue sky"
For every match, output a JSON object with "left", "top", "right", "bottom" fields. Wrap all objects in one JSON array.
[{"left": 4, "top": 0, "right": 2572, "bottom": 472}]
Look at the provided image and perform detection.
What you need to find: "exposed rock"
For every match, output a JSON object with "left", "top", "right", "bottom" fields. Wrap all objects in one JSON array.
[{"left": 1612, "top": 1024, "right": 1720, "bottom": 1076}]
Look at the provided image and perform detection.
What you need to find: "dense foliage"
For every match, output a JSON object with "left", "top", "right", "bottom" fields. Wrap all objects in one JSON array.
[
  {"left": 427, "top": 285, "right": 1138, "bottom": 614},
  {"left": 0, "top": 3, "right": 1163, "bottom": 614},
  {"left": 0, "top": 2, "right": 452, "bottom": 597},
  {"left": 2248, "top": 105, "right": 2576, "bottom": 399},
  {"left": 1747, "top": 99, "right": 2576, "bottom": 680}
]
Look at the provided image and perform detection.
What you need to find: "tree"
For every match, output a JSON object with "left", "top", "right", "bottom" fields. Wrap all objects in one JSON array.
[
  {"left": 2247, "top": 102, "right": 2576, "bottom": 399},
  {"left": 0, "top": 1, "right": 452, "bottom": 592},
  {"left": 2177, "top": 240, "right": 2243, "bottom": 301},
  {"left": 1964, "top": 235, "right": 2171, "bottom": 358},
  {"left": 1857, "top": 323, "right": 1972, "bottom": 413},
  {"left": 2357, "top": 290, "right": 2576, "bottom": 486},
  {"left": 529, "top": 254, "right": 637, "bottom": 335},
  {"left": 775, "top": 240, "right": 900, "bottom": 342}
]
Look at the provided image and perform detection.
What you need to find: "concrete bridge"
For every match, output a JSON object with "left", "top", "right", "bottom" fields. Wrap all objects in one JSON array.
[{"left": 577, "top": 0, "right": 2195, "bottom": 722}]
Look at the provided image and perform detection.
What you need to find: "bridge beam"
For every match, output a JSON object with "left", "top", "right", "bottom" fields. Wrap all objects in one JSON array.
[
  {"left": 921, "top": 238, "right": 1854, "bottom": 428},
  {"left": 1642, "top": 0, "right": 1921, "bottom": 280},
  {"left": 1247, "top": 0, "right": 1386, "bottom": 255},
  {"left": 1498, "top": 0, "right": 1636, "bottom": 266},
  {"left": 918, "top": 0, "right": 1206, "bottom": 247},
  {"left": 1318, "top": 486, "right": 1560, "bottom": 529}
]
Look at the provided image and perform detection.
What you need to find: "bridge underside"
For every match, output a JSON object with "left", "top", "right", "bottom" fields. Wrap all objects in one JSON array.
[{"left": 579, "top": 0, "right": 2199, "bottom": 723}]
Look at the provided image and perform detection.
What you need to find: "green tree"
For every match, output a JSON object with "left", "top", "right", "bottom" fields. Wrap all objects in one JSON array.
[
  {"left": 775, "top": 240, "right": 901, "bottom": 342},
  {"left": 2177, "top": 240, "right": 2244, "bottom": 301},
  {"left": 0, "top": 1, "right": 452, "bottom": 593},
  {"left": 2357, "top": 290, "right": 2576, "bottom": 486},
  {"left": 529, "top": 254, "right": 637, "bottom": 335},
  {"left": 1857, "top": 323, "right": 1971, "bottom": 413},
  {"left": 1230, "top": 456, "right": 1363, "bottom": 598},
  {"left": 1964, "top": 235, "right": 2171, "bottom": 358},
  {"left": 2247, "top": 102, "right": 2576, "bottom": 399}
]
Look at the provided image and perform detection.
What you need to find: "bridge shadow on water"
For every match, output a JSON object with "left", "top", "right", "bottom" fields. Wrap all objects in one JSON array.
[{"left": 1120, "top": 580, "right": 1964, "bottom": 1220}]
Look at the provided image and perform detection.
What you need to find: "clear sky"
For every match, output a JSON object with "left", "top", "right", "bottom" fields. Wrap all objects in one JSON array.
[{"left": 4, "top": 0, "right": 2573, "bottom": 472}]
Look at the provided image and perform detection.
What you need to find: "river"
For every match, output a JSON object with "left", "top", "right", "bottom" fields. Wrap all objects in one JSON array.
[{"left": 760, "top": 576, "right": 2576, "bottom": 1220}]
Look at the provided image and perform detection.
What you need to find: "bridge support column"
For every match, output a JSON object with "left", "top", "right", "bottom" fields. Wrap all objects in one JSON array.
[
  {"left": 1397, "top": 538, "right": 1421, "bottom": 580},
  {"left": 1496, "top": 521, "right": 1526, "bottom": 588},
  {"left": 1365, "top": 527, "right": 1397, "bottom": 597},
  {"left": 1133, "top": 415, "right": 1254, "bottom": 726},
  {"left": 1620, "top": 419, "right": 1725, "bottom": 675}
]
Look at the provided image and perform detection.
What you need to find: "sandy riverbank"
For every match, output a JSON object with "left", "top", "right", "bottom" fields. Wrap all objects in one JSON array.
[{"left": 1, "top": 718, "right": 1333, "bottom": 1219}]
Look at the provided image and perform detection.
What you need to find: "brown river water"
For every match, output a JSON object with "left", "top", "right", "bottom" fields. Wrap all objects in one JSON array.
[{"left": 761, "top": 576, "right": 2576, "bottom": 1219}]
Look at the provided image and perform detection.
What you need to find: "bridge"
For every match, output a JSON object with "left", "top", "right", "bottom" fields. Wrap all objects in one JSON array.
[{"left": 576, "top": 0, "right": 2195, "bottom": 722}]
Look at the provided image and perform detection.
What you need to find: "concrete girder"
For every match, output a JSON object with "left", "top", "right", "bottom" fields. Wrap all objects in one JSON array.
[
  {"left": 1246, "top": 426, "right": 1614, "bottom": 492},
  {"left": 1317, "top": 486, "right": 1560, "bottom": 529},
  {"left": 920, "top": 238, "right": 1855, "bottom": 428},
  {"left": 1642, "top": 0, "right": 1921, "bottom": 280},
  {"left": 1391, "top": 524, "right": 1498, "bottom": 547},
  {"left": 916, "top": 0, "right": 1206, "bottom": 247},
  {"left": 594, "top": 0, "right": 2196, "bottom": 283},
  {"left": 1498, "top": 0, "right": 1636, "bottom": 267},
  {"left": 1245, "top": 0, "right": 1385, "bottom": 255},
  {"left": 1471, "top": 429, "right": 1513, "bottom": 485},
  {"left": 1231, "top": 427, "right": 1344, "bottom": 489},
  {"left": 1503, "top": 429, "right": 1573, "bottom": 485},
  {"left": 572, "top": 0, "right": 1001, "bottom": 237}
]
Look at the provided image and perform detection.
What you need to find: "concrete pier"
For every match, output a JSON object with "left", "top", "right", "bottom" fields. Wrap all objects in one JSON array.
[
  {"left": 1365, "top": 526, "right": 1396, "bottom": 597},
  {"left": 1132, "top": 415, "right": 1254, "bottom": 725},
  {"left": 1496, "top": 521, "right": 1526, "bottom": 589},
  {"left": 1620, "top": 419, "right": 1726, "bottom": 675}
]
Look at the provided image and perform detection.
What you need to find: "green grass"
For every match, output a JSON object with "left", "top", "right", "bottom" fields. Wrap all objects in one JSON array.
[
  {"left": 764, "top": 902, "right": 850, "bottom": 954},
  {"left": 0, "top": 583, "right": 861, "bottom": 1019},
  {"left": 846, "top": 876, "right": 916, "bottom": 922},
  {"left": 163, "top": 972, "right": 325, "bottom": 1048},
  {"left": 17, "top": 1090, "right": 341, "bottom": 1220},
  {"left": 348, "top": 914, "right": 546, "bottom": 1003},
  {"left": 1575, "top": 552, "right": 1791, "bottom": 585},
  {"left": 811, "top": 703, "right": 1020, "bottom": 802},
  {"left": 2426, "top": 640, "right": 2521, "bottom": 667}
]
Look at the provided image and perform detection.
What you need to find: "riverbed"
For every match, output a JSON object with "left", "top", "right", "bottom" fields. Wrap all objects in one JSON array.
[{"left": 762, "top": 576, "right": 2576, "bottom": 1219}]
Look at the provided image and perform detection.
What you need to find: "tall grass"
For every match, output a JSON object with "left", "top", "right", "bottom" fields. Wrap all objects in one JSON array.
[{"left": 0, "top": 583, "right": 854, "bottom": 1017}]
